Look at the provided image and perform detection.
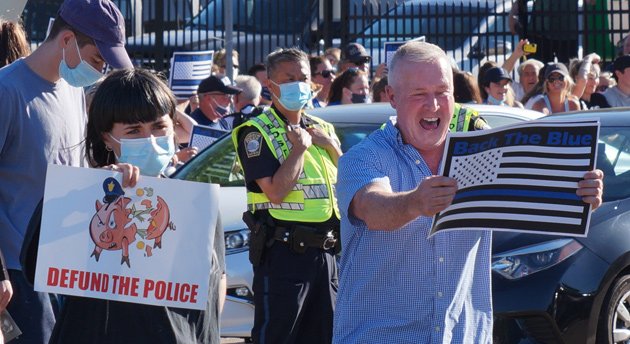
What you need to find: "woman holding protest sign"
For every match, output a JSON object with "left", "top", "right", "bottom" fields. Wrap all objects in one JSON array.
[{"left": 49, "top": 68, "right": 225, "bottom": 344}]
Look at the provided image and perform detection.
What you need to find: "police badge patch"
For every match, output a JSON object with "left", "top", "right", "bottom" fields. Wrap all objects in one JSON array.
[{"left": 244, "top": 132, "right": 263, "bottom": 158}]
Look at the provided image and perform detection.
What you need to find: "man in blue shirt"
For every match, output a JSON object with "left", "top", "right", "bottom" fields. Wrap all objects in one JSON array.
[
  {"left": 333, "top": 41, "right": 604, "bottom": 343},
  {"left": 190, "top": 75, "right": 242, "bottom": 130}
]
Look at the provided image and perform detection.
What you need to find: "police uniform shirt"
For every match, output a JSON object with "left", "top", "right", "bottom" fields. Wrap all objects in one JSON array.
[
  {"left": 236, "top": 106, "right": 340, "bottom": 227},
  {"left": 237, "top": 106, "right": 317, "bottom": 193}
]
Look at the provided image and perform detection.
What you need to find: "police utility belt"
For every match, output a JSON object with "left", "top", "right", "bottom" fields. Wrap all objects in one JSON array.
[{"left": 272, "top": 224, "right": 338, "bottom": 251}]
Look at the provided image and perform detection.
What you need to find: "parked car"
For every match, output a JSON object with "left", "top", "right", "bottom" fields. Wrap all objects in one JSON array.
[
  {"left": 492, "top": 108, "right": 630, "bottom": 343},
  {"left": 354, "top": 0, "right": 517, "bottom": 74},
  {"left": 125, "top": 0, "right": 315, "bottom": 71},
  {"left": 170, "top": 102, "right": 544, "bottom": 340}
]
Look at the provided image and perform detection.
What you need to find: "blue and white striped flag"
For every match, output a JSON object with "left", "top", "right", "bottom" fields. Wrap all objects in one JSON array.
[
  {"left": 168, "top": 50, "right": 213, "bottom": 100},
  {"left": 431, "top": 119, "right": 600, "bottom": 237}
]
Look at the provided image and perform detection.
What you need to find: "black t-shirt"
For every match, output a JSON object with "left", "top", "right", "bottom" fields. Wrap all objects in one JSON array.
[{"left": 589, "top": 92, "right": 611, "bottom": 109}]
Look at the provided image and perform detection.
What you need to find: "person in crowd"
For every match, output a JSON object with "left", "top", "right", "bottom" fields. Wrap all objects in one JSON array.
[
  {"left": 338, "top": 42, "right": 387, "bottom": 84},
  {"left": 590, "top": 55, "right": 630, "bottom": 108},
  {"left": 513, "top": 58, "right": 545, "bottom": 102},
  {"left": 232, "top": 47, "right": 342, "bottom": 344},
  {"left": 225, "top": 75, "right": 264, "bottom": 128},
  {"left": 212, "top": 48, "right": 240, "bottom": 79},
  {"left": 333, "top": 40, "right": 603, "bottom": 343},
  {"left": 477, "top": 61, "right": 520, "bottom": 108},
  {"left": 190, "top": 75, "right": 242, "bottom": 130},
  {"left": 531, "top": 62, "right": 581, "bottom": 114},
  {"left": 310, "top": 55, "right": 336, "bottom": 107},
  {"left": 0, "top": 19, "right": 31, "bottom": 68},
  {"left": 327, "top": 68, "right": 371, "bottom": 106},
  {"left": 480, "top": 66, "right": 524, "bottom": 108},
  {"left": 569, "top": 54, "right": 601, "bottom": 109},
  {"left": 325, "top": 47, "right": 341, "bottom": 71},
  {"left": 248, "top": 62, "right": 273, "bottom": 106},
  {"left": 338, "top": 42, "right": 372, "bottom": 74},
  {"left": 0, "top": 0, "right": 133, "bottom": 342},
  {"left": 371, "top": 76, "right": 389, "bottom": 103},
  {"left": 598, "top": 71, "right": 616, "bottom": 93},
  {"left": 453, "top": 70, "right": 482, "bottom": 104},
  {"left": 501, "top": 40, "right": 545, "bottom": 102},
  {"left": 45, "top": 68, "right": 225, "bottom": 343}
]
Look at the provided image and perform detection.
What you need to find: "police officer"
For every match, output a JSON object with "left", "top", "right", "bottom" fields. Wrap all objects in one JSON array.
[
  {"left": 450, "top": 102, "right": 490, "bottom": 132},
  {"left": 232, "top": 48, "right": 342, "bottom": 344}
]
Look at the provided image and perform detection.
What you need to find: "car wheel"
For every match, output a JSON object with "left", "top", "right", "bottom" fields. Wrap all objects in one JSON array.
[{"left": 598, "top": 275, "right": 630, "bottom": 343}]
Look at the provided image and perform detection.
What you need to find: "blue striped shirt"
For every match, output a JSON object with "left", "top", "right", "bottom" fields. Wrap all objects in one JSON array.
[{"left": 333, "top": 119, "right": 492, "bottom": 344}]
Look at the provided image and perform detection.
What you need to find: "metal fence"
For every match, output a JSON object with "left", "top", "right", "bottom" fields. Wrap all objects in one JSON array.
[{"left": 22, "top": 0, "right": 630, "bottom": 75}]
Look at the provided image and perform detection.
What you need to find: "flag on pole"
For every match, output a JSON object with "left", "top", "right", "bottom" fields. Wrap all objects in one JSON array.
[{"left": 168, "top": 51, "right": 213, "bottom": 100}]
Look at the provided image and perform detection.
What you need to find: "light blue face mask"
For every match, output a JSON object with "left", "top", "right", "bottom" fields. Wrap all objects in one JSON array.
[
  {"left": 109, "top": 133, "right": 175, "bottom": 177},
  {"left": 270, "top": 80, "right": 312, "bottom": 111},
  {"left": 486, "top": 94, "right": 506, "bottom": 106},
  {"left": 59, "top": 40, "right": 103, "bottom": 88}
]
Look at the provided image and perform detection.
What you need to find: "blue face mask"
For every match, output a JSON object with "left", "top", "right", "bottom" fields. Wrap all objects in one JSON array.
[
  {"left": 59, "top": 40, "right": 103, "bottom": 88},
  {"left": 351, "top": 93, "right": 371, "bottom": 104},
  {"left": 486, "top": 94, "right": 506, "bottom": 106},
  {"left": 109, "top": 134, "right": 175, "bottom": 177},
  {"left": 270, "top": 80, "right": 312, "bottom": 111}
]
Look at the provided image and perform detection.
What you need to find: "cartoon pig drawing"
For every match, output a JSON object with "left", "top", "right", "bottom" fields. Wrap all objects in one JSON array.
[
  {"left": 90, "top": 178, "right": 137, "bottom": 267},
  {"left": 145, "top": 196, "right": 173, "bottom": 249}
]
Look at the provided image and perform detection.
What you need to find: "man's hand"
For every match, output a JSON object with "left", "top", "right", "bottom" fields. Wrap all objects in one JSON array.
[
  {"left": 286, "top": 125, "right": 312, "bottom": 153},
  {"left": 176, "top": 146, "right": 199, "bottom": 164},
  {"left": 0, "top": 280, "right": 12, "bottom": 312},
  {"left": 577, "top": 169, "right": 604, "bottom": 210},
  {"left": 414, "top": 176, "right": 458, "bottom": 217},
  {"left": 306, "top": 126, "right": 336, "bottom": 149}
]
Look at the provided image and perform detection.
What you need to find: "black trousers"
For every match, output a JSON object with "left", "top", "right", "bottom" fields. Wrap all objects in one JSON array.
[{"left": 251, "top": 242, "right": 337, "bottom": 344}]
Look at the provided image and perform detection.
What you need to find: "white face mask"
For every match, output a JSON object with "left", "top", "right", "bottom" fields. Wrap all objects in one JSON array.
[{"left": 58, "top": 39, "right": 103, "bottom": 87}]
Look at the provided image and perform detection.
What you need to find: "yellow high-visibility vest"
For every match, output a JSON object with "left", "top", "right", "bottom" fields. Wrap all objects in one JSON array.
[{"left": 232, "top": 108, "right": 340, "bottom": 222}]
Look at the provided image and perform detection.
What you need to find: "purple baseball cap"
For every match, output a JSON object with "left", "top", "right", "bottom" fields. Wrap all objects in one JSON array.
[{"left": 59, "top": 0, "right": 133, "bottom": 69}]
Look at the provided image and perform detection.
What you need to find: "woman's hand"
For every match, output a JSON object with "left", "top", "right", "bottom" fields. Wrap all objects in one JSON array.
[{"left": 104, "top": 163, "right": 140, "bottom": 188}]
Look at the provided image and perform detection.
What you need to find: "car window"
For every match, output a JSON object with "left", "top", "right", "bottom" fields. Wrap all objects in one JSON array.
[
  {"left": 174, "top": 123, "right": 382, "bottom": 186},
  {"left": 598, "top": 127, "right": 630, "bottom": 201},
  {"left": 358, "top": 3, "right": 486, "bottom": 51},
  {"left": 188, "top": 0, "right": 308, "bottom": 34}
]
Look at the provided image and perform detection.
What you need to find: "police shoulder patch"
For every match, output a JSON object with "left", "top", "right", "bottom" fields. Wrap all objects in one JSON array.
[{"left": 244, "top": 132, "right": 263, "bottom": 158}]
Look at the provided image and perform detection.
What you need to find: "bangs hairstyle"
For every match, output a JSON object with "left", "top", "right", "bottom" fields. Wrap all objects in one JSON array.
[{"left": 86, "top": 68, "right": 177, "bottom": 167}]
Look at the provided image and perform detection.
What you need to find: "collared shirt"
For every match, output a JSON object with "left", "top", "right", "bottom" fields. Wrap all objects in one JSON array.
[
  {"left": 189, "top": 108, "right": 232, "bottom": 131},
  {"left": 333, "top": 119, "right": 492, "bottom": 344}
]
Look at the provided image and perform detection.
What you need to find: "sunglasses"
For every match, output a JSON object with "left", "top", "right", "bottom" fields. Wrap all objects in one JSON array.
[
  {"left": 313, "top": 69, "right": 335, "bottom": 78},
  {"left": 547, "top": 75, "right": 565, "bottom": 83}
]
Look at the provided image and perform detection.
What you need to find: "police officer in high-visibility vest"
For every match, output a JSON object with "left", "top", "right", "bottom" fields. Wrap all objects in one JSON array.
[
  {"left": 450, "top": 102, "right": 490, "bottom": 132},
  {"left": 232, "top": 48, "right": 342, "bottom": 344}
]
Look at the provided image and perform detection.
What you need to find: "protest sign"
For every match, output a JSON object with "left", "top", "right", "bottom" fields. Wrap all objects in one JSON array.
[
  {"left": 169, "top": 50, "right": 214, "bottom": 100},
  {"left": 34, "top": 165, "right": 219, "bottom": 310},
  {"left": 384, "top": 36, "right": 425, "bottom": 64},
  {"left": 431, "top": 119, "right": 600, "bottom": 237},
  {"left": 190, "top": 125, "right": 229, "bottom": 152}
]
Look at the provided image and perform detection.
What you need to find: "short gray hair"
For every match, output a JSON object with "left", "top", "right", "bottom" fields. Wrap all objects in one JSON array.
[
  {"left": 266, "top": 48, "right": 309, "bottom": 78},
  {"left": 388, "top": 41, "right": 448, "bottom": 86},
  {"left": 517, "top": 58, "right": 544, "bottom": 77},
  {"left": 234, "top": 75, "right": 262, "bottom": 102}
]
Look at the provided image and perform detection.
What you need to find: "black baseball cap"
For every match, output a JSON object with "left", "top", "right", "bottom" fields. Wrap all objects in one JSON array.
[
  {"left": 197, "top": 75, "right": 242, "bottom": 94},
  {"left": 341, "top": 43, "right": 371, "bottom": 64},
  {"left": 614, "top": 55, "right": 630, "bottom": 72},
  {"left": 483, "top": 67, "right": 512, "bottom": 84}
]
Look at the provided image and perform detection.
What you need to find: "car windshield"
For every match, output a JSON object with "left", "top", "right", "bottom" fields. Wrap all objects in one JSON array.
[
  {"left": 357, "top": 2, "right": 487, "bottom": 51},
  {"left": 173, "top": 123, "right": 382, "bottom": 186},
  {"left": 598, "top": 126, "right": 630, "bottom": 202}
]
